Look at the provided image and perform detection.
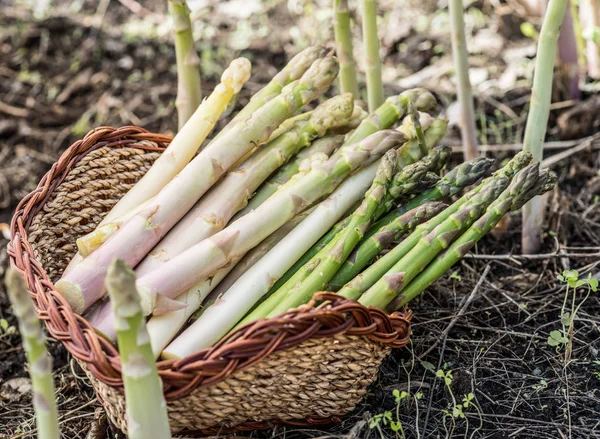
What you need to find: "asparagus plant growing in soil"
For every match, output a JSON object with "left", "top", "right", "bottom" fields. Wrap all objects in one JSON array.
[
  {"left": 162, "top": 158, "right": 385, "bottom": 357},
  {"left": 145, "top": 210, "right": 312, "bottom": 357},
  {"left": 267, "top": 118, "right": 448, "bottom": 296},
  {"left": 329, "top": 157, "right": 495, "bottom": 289},
  {"left": 448, "top": 0, "right": 479, "bottom": 160},
  {"left": 134, "top": 94, "right": 354, "bottom": 276},
  {"left": 233, "top": 135, "right": 346, "bottom": 219},
  {"left": 170, "top": 0, "right": 202, "bottom": 129},
  {"left": 134, "top": 130, "right": 405, "bottom": 317},
  {"left": 105, "top": 260, "right": 171, "bottom": 439},
  {"left": 56, "top": 56, "right": 340, "bottom": 314},
  {"left": 337, "top": 151, "right": 533, "bottom": 301},
  {"left": 74, "top": 58, "right": 252, "bottom": 258},
  {"left": 391, "top": 166, "right": 557, "bottom": 310},
  {"left": 333, "top": 0, "right": 359, "bottom": 96},
  {"left": 354, "top": 178, "right": 508, "bottom": 309},
  {"left": 5, "top": 270, "right": 59, "bottom": 439},
  {"left": 361, "top": 0, "right": 384, "bottom": 111},
  {"left": 522, "top": 0, "right": 567, "bottom": 254}
]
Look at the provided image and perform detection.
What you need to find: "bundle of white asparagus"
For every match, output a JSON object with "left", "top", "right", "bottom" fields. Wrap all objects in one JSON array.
[{"left": 56, "top": 48, "right": 556, "bottom": 360}]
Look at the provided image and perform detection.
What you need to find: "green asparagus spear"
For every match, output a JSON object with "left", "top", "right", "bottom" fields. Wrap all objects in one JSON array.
[
  {"left": 339, "top": 175, "right": 510, "bottom": 302},
  {"left": 263, "top": 149, "right": 397, "bottom": 318},
  {"left": 356, "top": 177, "right": 509, "bottom": 308},
  {"left": 265, "top": 119, "right": 448, "bottom": 295},
  {"left": 392, "top": 165, "right": 557, "bottom": 309},
  {"left": 5, "top": 270, "right": 60, "bottom": 439},
  {"left": 367, "top": 156, "right": 494, "bottom": 238},
  {"left": 344, "top": 89, "right": 436, "bottom": 145},
  {"left": 328, "top": 202, "right": 447, "bottom": 290},
  {"left": 105, "top": 260, "right": 171, "bottom": 439}
]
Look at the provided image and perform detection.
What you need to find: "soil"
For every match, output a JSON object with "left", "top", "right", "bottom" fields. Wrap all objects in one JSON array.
[{"left": 1, "top": 1, "right": 599, "bottom": 438}]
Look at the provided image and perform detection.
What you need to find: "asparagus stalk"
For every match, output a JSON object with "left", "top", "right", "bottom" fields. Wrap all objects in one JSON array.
[
  {"left": 143, "top": 210, "right": 311, "bottom": 357},
  {"left": 357, "top": 177, "right": 509, "bottom": 309},
  {"left": 232, "top": 135, "right": 345, "bottom": 220},
  {"left": 233, "top": 89, "right": 435, "bottom": 221},
  {"left": 162, "top": 159, "right": 383, "bottom": 358},
  {"left": 328, "top": 202, "right": 447, "bottom": 290},
  {"left": 170, "top": 0, "right": 202, "bottom": 129},
  {"left": 448, "top": 0, "right": 479, "bottom": 160},
  {"left": 105, "top": 260, "right": 171, "bottom": 439},
  {"left": 522, "top": 0, "right": 567, "bottom": 254},
  {"left": 75, "top": 58, "right": 252, "bottom": 258},
  {"left": 212, "top": 46, "right": 328, "bottom": 142},
  {"left": 135, "top": 94, "right": 354, "bottom": 276},
  {"left": 345, "top": 89, "right": 436, "bottom": 145},
  {"left": 333, "top": 0, "right": 359, "bottom": 96},
  {"left": 374, "top": 144, "right": 451, "bottom": 218},
  {"left": 336, "top": 151, "right": 532, "bottom": 299},
  {"left": 57, "top": 56, "right": 339, "bottom": 314},
  {"left": 266, "top": 117, "right": 447, "bottom": 295},
  {"left": 361, "top": 0, "right": 384, "bottom": 111},
  {"left": 263, "top": 150, "right": 397, "bottom": 317},
  {"left": 5, "top": 269, "right": 59, "bottom": 439},
  {"left": 337, "top": 155, "right": 529, "bottom": 302},
  {"left": 391, "top": 166, "right": 557, "bottom": 310},
  {"left": 580, "top": 0, "right": 600, "bottom": 79},
  {"left": 135, "top": 130, "right": 404, "bottom": 317},
  {"left": 366, "top": 156, "right": 494, "bottom": 241}
]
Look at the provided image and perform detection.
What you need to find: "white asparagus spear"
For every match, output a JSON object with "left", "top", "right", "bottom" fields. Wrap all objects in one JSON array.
[
  {"left": 135, "top": 94, "right": 354, "bottom": 275},
  {"left": 134, "top": 130, "right": 405, "bottom": 316},
  {"left": 161, "top": 160, "right": 380, "bottom": 358},
  {"left": 56, "top": 57, "right": 340, "bottom": 314},
  {"left": 65, "top": 57, "right": 251, "bottom": 271}
]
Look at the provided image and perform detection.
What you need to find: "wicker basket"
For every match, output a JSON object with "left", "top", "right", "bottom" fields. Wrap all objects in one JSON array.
[{"left": 7, "top": 126, "right": 412, "bottom": 436}]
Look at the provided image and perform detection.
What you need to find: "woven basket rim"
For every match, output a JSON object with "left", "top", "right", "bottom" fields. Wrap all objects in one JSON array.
[{"left": 7, "top": 125, "right": 412, "bottom": 402}]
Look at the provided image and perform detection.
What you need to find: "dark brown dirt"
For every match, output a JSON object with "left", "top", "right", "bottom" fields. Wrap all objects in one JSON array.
[{"left": 1, "top": 1, "right": 599, "bottom": 438}]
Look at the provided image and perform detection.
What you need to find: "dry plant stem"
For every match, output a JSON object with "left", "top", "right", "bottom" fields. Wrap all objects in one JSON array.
[
  {"left": 232, "top": 135, "right": 345, "bottom": 219},
  {"left": 134, "top": 94, "right": 354, "bottom": 276},
  {"left": 212, "top": 46, "right": 327, "bottom": 142},
  {"left": 361, "top": 0, "right": 384, "bottom": 111},
  {"left": 580, "top": 0, "right": 600, "bottom": 79},
  {"left": 170, "top": 0, "right": 202, "bottom": 129},
  {"left": 448, "top": 0, "right": 479, "bottom": 160},
  {"left": 57, "top": 57, "right": 337, "bottom": 314},
  {"left": 394, "top": 166, "right": 556, "bottom": 309},
  {"left": 136, "top": 130, "right": 403, "bottom": 318},
  {"left": 74, "top": 58, "right": 251, "bottom": 258},
  {"left": 265, "top": 149, "right": 396, "bottom": 317},
  {"left": 357, "top": 178, "right": 508, "bottom": 309},
  {"left": 163, "top": 160, "right": 382, "bottom": 357},
  {"left": 333, "top": 0, "right": 359, "bottom": 96},
  {"left": 5, "top": 269, "right": 59, "bottom": 439},
  {"left": 522, "top": 0, "right": 567, "bottom": 254},
  {"left": 144, "top": 211, "right": 309, "bottom": 356},
  {"left": 105, "top": 260, "right": 171, "bottom": 439}
]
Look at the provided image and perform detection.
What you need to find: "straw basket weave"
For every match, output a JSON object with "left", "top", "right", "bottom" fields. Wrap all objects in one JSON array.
[{"left": 8, "top": 126, "right": 412, "bottom": 436}]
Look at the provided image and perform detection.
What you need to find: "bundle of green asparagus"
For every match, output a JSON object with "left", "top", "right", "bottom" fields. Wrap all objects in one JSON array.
[{"left": 51, "top": 47, "right": 555, "bottom": 361}]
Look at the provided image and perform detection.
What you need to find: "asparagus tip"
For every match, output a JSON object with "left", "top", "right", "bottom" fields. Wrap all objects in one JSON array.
[{"left": 221, "top": 57, "right": 252, "bottom": 94}]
